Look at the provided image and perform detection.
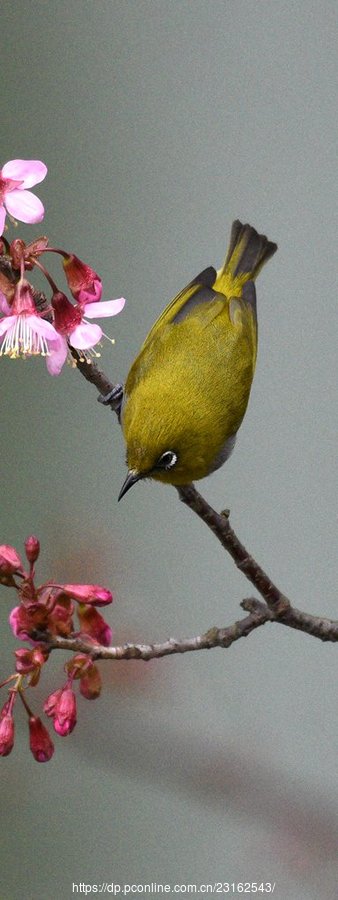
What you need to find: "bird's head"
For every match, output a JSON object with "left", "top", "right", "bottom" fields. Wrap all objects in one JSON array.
[{"left": 118, "top": 441, "right": 180, "bottom": 500}]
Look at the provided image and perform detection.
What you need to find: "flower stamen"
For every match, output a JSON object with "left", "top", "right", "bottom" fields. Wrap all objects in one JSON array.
[{"left": 0, "top": 315, "right": 51, "bottom": 358}]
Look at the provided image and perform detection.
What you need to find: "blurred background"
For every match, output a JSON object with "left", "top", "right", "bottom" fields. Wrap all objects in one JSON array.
[{"left": 1, "top": 1, "right": 337, "bottom": 898}]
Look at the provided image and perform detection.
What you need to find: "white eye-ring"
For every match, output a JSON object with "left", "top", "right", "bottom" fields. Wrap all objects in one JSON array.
[{"left": 158, "top": 450, "right": 178, "bottom": 470}]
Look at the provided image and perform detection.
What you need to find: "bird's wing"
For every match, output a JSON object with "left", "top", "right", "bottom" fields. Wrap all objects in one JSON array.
[
  {"left": 125, "top": 266, "right": 218, "bottom": 395},
  {"left": 145, "top": 266, "right": 217, "bottom": 340},
  {"left": 124, "top": 271, "right": 258, "bottom": 398}
]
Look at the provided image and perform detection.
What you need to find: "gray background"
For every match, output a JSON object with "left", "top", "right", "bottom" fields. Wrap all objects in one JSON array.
[{"left": 1, "top": 1, "right": 337, "bottom": 898}]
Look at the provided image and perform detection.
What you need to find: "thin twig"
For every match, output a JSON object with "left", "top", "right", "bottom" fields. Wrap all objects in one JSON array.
[{"left": 69, "top": 349, "right": 117, "bottom": 399}]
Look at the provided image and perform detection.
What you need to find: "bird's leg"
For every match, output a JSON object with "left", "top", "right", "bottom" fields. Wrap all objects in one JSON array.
[{"left": 98, "top": 383, "right": 124, "bottom": 421}]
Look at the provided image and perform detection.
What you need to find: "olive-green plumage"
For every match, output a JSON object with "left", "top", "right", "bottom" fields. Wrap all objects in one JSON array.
[{"left": 119, "top": 220, "right": 277, "bottom": 499}]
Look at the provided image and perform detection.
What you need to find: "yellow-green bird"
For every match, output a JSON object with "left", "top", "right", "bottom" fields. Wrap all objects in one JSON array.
[{"left": 118, "top": 220, "right": 277, "bottom": 500}]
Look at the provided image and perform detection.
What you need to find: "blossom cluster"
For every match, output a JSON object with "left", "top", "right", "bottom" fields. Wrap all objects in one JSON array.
[
  {"left": 0, "top": 158, "right": 125, "bottom": 374},
  {"left": 0, "top": 537, "right": 113, "bottom": 762}
]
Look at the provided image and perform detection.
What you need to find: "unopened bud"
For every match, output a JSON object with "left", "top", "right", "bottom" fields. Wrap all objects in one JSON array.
[
  {"left": 62, "top": 583, "right": 113, "bottom": 607},
  {"left": 24, "top": 535, "right": 40, "bottom": 564},
  {"left": 80, "top": 664, "right": 102, "bottom": 700},
  {"left": 29, "top": 716, "right": 54, "bottom": 763},
  {"left": 53, "top": 687, "right": 77, "bottom": 736},
  {"left": 44, "top": 689, "right": 62, "bottom": 718},
  {"left": 63, "top": 254, "right": 102, "bottom": 304},
  {"left": 0, "top": 544, "right": 23, "bottom": 576},
  {"left": 77, "top": 604, "right": 112, "bottom": 646},
  {"left": 0, "top": 712, "right": 15, "bottom": 757}
]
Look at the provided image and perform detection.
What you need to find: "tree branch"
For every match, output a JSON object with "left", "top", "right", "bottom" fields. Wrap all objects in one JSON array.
[
  {"left": 35, "top": 599, "right": 273, "bottom": 660},
  {"left": 69, "top": 348, "right": 118, "bottom": 399},
  {"left": 34, "top": 594, "right": 338, "bottom": 662},
  {"left": 177, "top": 484, "right": 290, "bottom": 615}
]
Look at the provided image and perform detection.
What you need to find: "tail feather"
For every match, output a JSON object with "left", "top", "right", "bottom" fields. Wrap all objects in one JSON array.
[{"left": 222, "top": 220, "right": 277, "bottom": 283}]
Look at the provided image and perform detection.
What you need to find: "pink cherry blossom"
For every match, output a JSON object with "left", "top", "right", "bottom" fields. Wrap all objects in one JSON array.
[
  {"left": 47, "top": 291, "right": 126, "bottom": 375},
  {"left": 0, "top": 278, "right": 62, "bottom": 361},
  {"left": 0, "top": 159, "right": 47, "bottom": 234}
]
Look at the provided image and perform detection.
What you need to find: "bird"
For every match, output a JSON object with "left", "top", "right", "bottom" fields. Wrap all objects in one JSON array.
[{"left": 117, "top": 219, "right": 277, "bottom": 500}]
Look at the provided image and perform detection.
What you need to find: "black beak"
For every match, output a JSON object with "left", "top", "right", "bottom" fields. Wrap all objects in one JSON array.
[{"left": 118, "top": 470, "right": 143, "bottom": 501}]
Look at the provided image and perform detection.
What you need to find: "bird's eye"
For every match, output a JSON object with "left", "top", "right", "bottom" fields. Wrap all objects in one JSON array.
[{"left": 158, "top": 450, "right": 178, "bottom": 470}]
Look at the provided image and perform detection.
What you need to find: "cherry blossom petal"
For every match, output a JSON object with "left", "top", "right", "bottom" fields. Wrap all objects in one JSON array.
[
  {"left": 26, "top": 315, "right": 60, "bottom": 340},
  {"left": 0, "top": 205, "right": 6, "bottom": 234},
  {"left": 46, "top": 337, "right": 68, "bottom": 376},
  {"left": 84, "top": 297, "right": 126, "bottom": 318},
  {"left": 5, "top": 189, "right": 45, "bottom": 224},
  {"left": 0, "top": 315, "right": 16, "bottom": 336},
  {"left": 70, "top": 322, "right": 102, "bottom": 349},
  {"left": 1, "top": 159, "right": 47, "bottom": 189},
  {"left": 0, "top": 314, "right": 61, "bottom": 358}
]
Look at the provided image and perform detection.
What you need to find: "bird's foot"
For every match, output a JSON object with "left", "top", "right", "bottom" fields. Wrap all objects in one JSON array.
[{"left": 98, "top": 383, "right": 124, "bottom": 421}]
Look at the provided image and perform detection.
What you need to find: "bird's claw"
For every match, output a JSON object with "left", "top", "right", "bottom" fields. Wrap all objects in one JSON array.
[{"left": 98, "top": 383, "right": 124, "bottom": 421}]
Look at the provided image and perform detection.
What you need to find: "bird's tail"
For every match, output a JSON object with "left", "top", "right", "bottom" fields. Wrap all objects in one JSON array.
[{"left": 215, "top": 219, "right": 277, "bottom": 296}]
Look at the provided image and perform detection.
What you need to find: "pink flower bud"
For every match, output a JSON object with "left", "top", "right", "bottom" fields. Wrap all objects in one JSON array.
[
  {"left": 62, "top": 584, "right": 113, "bottom": 607},
  {"left": 44, "top": 688, "right": 63, "bottom": 718},
  {"left": 0, "top": 544, "right": 23, "bottom": 575},
  {"left": 80, "top": 664, "right": 102, "bottom": 700},
  {"left": 53, "top": 687, "right": 77, "bottom": 736},
  {"left": 63, "top": 254, "right": 102, "bottom": 304},
  {"left": 77, "top": 604, "right": 112, "bottom": 646},
  {"left": 0, "top": 712, "right": 15, "bottom": 756},
  {"left": 15, "top": 648, "right": 35, "bottom": 672},
  {"left": 0, "top": 698, "right": 10, "bottom": 721},
  {"left": 24, "top": 535, "right": 40, "bottom": 564},
  {"left": 29, "top": 716, "right": 54, "bottom": 762}
]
